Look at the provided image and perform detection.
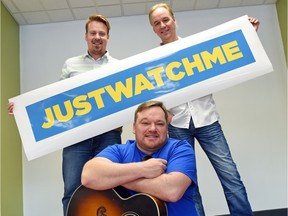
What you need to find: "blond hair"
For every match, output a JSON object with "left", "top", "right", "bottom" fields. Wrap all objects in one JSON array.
[
  {"left": 85, "top": 14, "right": 111, "bottom": 34},
  {"left": 148, "top": 3, "right": 175, "bottom": 25},
  {"left": 134, "top": 101, "right": 168, "bottom": 123}
]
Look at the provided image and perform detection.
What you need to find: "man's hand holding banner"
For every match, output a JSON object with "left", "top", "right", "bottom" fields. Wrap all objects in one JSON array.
[{"left": 10, "top": 15, "right": 273, "bottom": 160}]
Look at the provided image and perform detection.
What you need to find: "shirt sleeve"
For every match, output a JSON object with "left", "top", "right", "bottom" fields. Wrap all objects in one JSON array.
[
  {"left": 96, "top": 144, "right": 123, "bottom": 163},
  {"left": 166, "top": 140, "right": 197, "bottom": 185},
  {"left": 60, "top": 61, "right": 69, "bottom": 80}
]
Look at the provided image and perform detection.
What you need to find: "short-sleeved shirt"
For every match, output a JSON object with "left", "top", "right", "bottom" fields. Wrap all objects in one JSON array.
[
  {"left": 97, "top": 138, "right": 198, "bottom": 216},
  {"left": 60, "top": 51, "right": 118, "bottom": 80}
]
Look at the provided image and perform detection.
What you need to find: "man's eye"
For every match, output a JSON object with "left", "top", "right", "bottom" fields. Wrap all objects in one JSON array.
[
  {"left": 163, "top": 19, "right": 169, "bottom": 23},
  {"left": 154, "top": 22, "right": 160, "bottom": 26},
  {"left": 99, "top": 32, "right": 106, "bottom": 37}
]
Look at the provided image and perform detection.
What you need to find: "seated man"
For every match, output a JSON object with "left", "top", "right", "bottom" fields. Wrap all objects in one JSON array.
[{"left": 81, "top": 101, "right": 198, "bottom": 215}]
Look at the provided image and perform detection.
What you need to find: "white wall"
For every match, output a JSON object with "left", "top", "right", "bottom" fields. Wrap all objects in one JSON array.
[{"left": 20, "top": 4, "right": 287, "bottom": 216}]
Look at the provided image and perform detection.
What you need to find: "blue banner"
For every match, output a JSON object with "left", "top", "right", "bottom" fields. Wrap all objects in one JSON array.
[{"left": 27, "top": 30, "right": 254, "bottom": 142}]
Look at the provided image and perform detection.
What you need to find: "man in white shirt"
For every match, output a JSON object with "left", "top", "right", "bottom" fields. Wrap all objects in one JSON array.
[{"left": 148, "top": 3, "right": 260, "bottom": 216}]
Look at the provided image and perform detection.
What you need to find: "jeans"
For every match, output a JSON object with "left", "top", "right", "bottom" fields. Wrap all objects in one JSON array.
[
  {"left": 168, "top": 120, "right": 253, "bottom": 216},
  {"left": 62, "top": 130, "right": 121, "bottom": 216}
]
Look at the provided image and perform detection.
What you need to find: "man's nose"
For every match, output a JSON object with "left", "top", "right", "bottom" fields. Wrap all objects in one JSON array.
[{"left": 149, "top": 123, "right": 156, "bottom": 131}]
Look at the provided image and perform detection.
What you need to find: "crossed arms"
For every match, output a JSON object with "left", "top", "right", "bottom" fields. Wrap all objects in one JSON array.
[{"left": 81, "top": 157, "right": 192, "bottom": 202}]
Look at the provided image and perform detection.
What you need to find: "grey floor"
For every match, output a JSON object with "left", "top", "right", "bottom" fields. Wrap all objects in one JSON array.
[{"left": 218, "top": 208, "right": 287, "bottom": 216}]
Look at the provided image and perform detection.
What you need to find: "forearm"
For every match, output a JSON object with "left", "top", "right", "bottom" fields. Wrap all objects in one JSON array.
[
  {"left": 81, "top": 157, "right": 143, "bottom": 190},
  {"left": 123, "top": 172, "right": 191, "bottom": 202}
]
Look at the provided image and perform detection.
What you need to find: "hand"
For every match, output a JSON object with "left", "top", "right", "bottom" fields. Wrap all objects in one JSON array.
[
  {"left": 141, "top": 158, "right": 167, "bottom": 179},
  {"left": 7, "top": 102, "right": 14, "bottom": 115},
  {"left": 248, "top": 17, "right": 260, "bottom": 31}
]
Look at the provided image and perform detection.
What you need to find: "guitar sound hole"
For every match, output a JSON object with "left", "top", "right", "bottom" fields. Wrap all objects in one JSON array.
[{"left": 122, "top": 212, "right": 140, "bottom": 216}]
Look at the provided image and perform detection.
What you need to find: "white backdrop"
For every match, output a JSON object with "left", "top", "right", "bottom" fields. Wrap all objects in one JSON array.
[{"left": 19, "top": 4, "right": 287, "bottom": 216}]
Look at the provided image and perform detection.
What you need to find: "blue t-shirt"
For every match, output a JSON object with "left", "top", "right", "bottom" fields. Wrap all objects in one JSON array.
[{"left": 97, "top": 138, "right": 198, "bottom": 216}]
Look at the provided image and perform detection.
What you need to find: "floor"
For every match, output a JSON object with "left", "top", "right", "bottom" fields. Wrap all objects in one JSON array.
[{"left": 218, "top": 208, "right": 287, "bottom": 216}]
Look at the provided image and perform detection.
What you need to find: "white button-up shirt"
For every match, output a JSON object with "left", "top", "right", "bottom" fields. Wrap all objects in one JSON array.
[
  {"left": 165, "top": 37, "right": 220, "bottom": 129},
  {"left": 169, "top": 94, "right": 220, "bottom": 129}
]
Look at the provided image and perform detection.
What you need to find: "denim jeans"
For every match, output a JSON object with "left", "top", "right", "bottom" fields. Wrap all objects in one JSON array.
[
  {"left": 62, "top": 130, "right": 121, "bottom": 216},
  {"left": 168, "top": 120, "right": 253, "bottom": 216}
]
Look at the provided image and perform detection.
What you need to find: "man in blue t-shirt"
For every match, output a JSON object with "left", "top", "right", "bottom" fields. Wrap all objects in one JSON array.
[{"left": 81, "top": 101, "right": 198, "bottom": 215}]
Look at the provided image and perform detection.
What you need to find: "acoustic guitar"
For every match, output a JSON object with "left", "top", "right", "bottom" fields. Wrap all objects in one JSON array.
[{"left": 67, "top": 185, "right": 168, "bottom": 216}]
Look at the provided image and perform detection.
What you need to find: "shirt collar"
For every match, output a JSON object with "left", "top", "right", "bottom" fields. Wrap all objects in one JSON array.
[
  {"left": 84, "top": 50, "right": 108, "bottom": 61},
  {"left": 160, "top": 36, "right": 181, "bottom": 46}
]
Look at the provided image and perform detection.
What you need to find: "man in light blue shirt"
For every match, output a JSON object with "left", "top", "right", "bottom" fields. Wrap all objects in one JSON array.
[{"left": 61, "top": 14, "right": 122, "bottom": 216}]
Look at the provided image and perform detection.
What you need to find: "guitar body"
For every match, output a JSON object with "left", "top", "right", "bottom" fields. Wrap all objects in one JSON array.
[{"left": 67, "top": 185, "right": 168, "bottom": 216}]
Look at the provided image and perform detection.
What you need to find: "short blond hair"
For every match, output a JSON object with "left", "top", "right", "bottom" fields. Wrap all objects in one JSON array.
[
  {"left": 85, "top": 14, "right": 111, "bottom": 34},
  {"left": 148, "top": 3, "right": 175, "bottom": 25},
  {"left": 134, "top": 101, "right": 168, "bottom": 123}
]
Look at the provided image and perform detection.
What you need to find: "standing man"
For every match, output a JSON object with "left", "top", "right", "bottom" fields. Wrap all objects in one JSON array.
[
  {"left": 61, "top": 15, "right": 122, "bottom": 216},
  {"left": 148, "top": 3, "right": 260, "bottom": 216},
  {"left": 81, "top": 100, "right": 198, "bottom": 215},
  {"left": 7, "top": 14, "right": 122, "bottom": 216}
]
